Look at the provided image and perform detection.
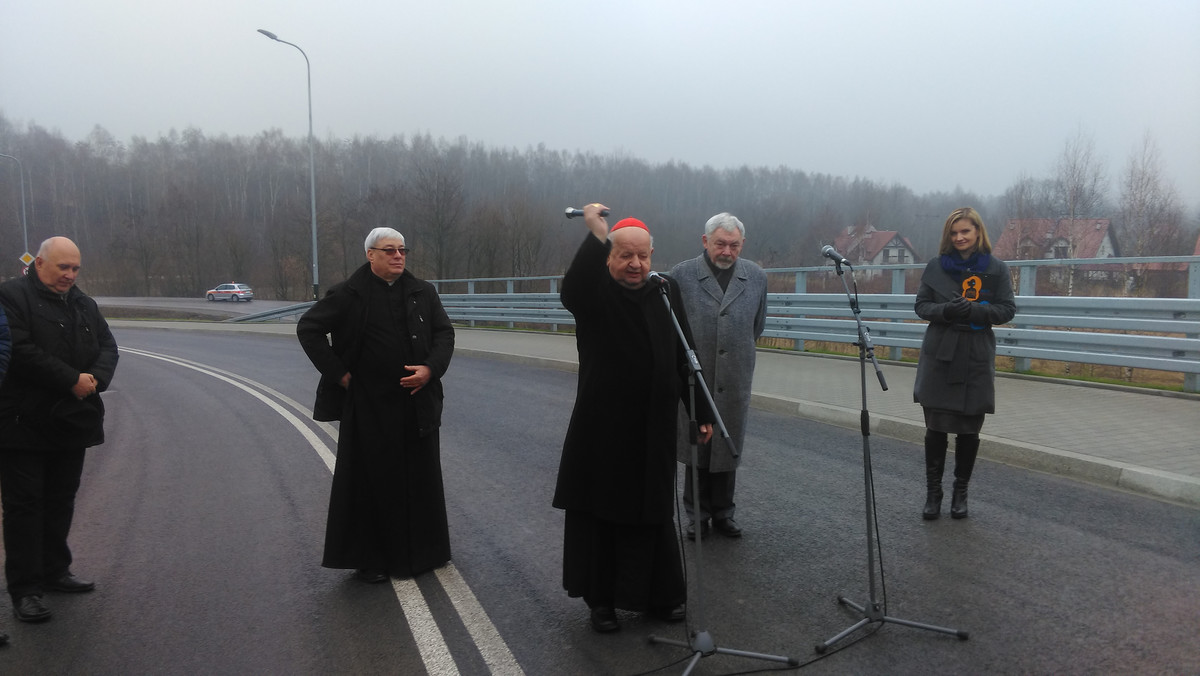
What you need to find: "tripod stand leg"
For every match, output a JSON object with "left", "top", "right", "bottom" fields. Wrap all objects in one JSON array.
[
  {"left": 816, "top": 616, "right": 873, "bottom": 654},
  {"left": 649, "top": 630, "right": 715, "bottom": 655},
  {"left": 651, "top": 632, "right": 800, "bottom": 669},
  {"left": 881, "top": 615, "right": 969, "bottom": 639},
  {"left": 816, "top": 597, "right": 969, "bottom": 654},
  {"left": 837, "top": 595, "right": 869, "bottom": 615}
]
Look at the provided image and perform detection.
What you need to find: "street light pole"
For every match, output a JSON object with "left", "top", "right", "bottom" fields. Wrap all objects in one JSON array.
[
  {"left": 258, "top": 29, "right": 319, "bottom": 301},
  {"left": 0, "top": 153, "right": 29, "bottom": 258}
]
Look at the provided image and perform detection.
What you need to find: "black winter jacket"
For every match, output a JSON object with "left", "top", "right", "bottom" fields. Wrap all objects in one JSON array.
[
  {"left": 0, "top": 273, "right": 118, "bottom": 449},
  {"left": 296, "top": 263, "right": 455, "bottom": 434}
]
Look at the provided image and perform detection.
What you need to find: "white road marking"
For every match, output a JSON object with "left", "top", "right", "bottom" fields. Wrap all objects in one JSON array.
[
  {"left": 120, "top": 347, "right": 336, "bottom": 472},
  {"left": 436, "top": 565, "right": 524, "bottom": 675},
  {"left": 393, "top": 576, "right": 460, "bottom": 675},
  {"left": 120, "top": 346, "right": 523, "bottom": 675}
]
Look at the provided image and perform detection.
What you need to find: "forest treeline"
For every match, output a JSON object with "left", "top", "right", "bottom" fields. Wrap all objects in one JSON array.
[{"left": 0, "top": 113, "right": 1194, "bottom": 300}]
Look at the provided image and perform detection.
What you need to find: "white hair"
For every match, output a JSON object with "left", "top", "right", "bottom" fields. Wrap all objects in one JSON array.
[
  {"left": 704, "top": 213, "right": 745, "bottom": 237},
  {"left": 364, "top": 227, "right": 405, "bottom": 253}
]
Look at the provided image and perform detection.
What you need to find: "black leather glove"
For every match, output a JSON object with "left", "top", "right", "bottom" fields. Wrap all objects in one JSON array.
[
  {"left": 967, "top": 302, "right": 989, "bottom": 325},
  {"left": 943, "top": 296, "right": 972, "bottom": 320}
]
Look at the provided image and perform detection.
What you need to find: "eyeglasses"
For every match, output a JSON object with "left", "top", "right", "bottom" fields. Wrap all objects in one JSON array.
[{"left": 369, "top": 247, "right": 410, "bottom": 257}]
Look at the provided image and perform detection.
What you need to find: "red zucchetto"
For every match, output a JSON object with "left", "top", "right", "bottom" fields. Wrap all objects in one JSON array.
[{"left": 610, "top": 218, "right": 649, "bottom": 233}]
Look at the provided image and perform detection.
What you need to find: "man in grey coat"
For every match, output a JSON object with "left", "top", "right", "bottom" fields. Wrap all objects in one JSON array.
[{"left": 670, "top": 213, "right": 768, "bottom": 539}]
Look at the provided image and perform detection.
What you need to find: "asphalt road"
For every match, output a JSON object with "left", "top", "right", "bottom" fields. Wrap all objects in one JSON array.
[{"left": 1, "top": 327, "right": 1196, "bottom": 674}]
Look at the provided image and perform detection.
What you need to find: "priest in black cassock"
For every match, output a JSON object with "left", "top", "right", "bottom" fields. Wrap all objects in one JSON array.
[
  {"left": 298, "top": 227, "right": 455, "bottom": 583},
  {"left": 553, "top": 203, "right": 714, "bottom": 633}
]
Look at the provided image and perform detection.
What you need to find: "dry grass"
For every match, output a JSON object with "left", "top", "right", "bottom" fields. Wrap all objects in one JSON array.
[{"left": 766, "top": 339, "right": 1187, "bottom": 391}]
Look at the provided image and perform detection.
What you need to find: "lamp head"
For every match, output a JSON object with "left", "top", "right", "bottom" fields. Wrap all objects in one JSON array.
[{"left": 257, "top": 29, "right": 279, "bottom": 40}]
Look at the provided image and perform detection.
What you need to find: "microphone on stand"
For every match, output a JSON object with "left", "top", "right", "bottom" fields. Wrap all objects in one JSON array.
[
  {"left": 564, "top": 207, "right": 610, "bottom": 219},
  {"left": 821, "top": 245, "right": 852, "bottom": 266},
  {"left": 647, "top": 271, "right": 669, "bottom": 286}
]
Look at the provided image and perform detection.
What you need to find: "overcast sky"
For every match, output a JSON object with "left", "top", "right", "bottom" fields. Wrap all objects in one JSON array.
[{"left": 3, "top": 0, "right": 1198, "bottom": 208}]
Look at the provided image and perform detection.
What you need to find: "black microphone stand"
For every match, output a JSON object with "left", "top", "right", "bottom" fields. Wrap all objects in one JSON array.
[
  {"left": 815, "top": 259, "right": 968, "bottom": 653},
  {"left": 647, "top": 276, "right": 798, "bottom": 673}
]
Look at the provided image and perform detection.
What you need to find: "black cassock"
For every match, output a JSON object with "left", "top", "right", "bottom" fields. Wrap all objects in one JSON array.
[
  {"left": 553, "top": 235, "right": 712, "bottom": 611},
  {"left": 315, "top": 275, "right": 451, "bottom": 577}
]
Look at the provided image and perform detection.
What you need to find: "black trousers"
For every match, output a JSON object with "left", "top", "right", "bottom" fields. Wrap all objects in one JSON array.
[
  {"left": 682, "top": 467, "right": 737, "bottom": 522},
  {"left": 0, "top": 447, "right": 86, "bottom": 600}
]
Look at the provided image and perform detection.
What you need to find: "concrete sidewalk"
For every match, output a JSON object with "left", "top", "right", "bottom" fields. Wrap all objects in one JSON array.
[
  {"left": 450, "top": 328, "right": 1200, "bottom": 508},
  {"left": 109, "top": 320, "right": 1200, "bottom": 507}
]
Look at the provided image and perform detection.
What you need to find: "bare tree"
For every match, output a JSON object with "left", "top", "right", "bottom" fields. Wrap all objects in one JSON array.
[
  {"left": 1050, "top": 130, "right": 1109, "bottom": 295},
  {"left": 1117, "top": 132, "right": 1185, "bottom": 256},
  {"left": 997, "top": 173, "right": 1055, "bottom": 260},
  {"left": 13, "top": 108, "right": 1200, "bottom": 299},
  {"left": 1052, "top": 129, "right": 1108, "bottom": 223},
  {"left": 406, "top": 136, "right": 466, "bottom": 279},
  {"left": 1117, "top": 133, "right": 1187, "bottom": 296},
  {"left": 463, "top": 202, "right": 505, "bottom": 282},
  {"left": 504, "top": 196, "right": 550, "bottom": 280}
]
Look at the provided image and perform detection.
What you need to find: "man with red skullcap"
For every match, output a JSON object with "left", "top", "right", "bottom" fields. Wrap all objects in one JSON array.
[{"left": 552, "top": 203, "right": 714, "bottom": 633}]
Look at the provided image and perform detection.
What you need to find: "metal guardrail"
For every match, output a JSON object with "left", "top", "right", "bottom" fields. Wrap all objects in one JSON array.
[
  {"left": 437, "top": 291, "right": 1200, "bottom": 391},
  {"left": 226, "top": 303, "right": 315, "bottom": 323},
  {"left": 763, "top": 293, "right": 1200, "bottom": 375},
  {"left": 229, "top": 258, "right": 1200, "bottom": 392}
]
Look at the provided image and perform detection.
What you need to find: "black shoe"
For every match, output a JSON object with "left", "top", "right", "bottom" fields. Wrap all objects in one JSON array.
[
  {"left": 353, "top": 569, "right": 388, "bottom": 583},
  {"left": 589, "top": 606, "right": 619, "bottom": 633},
  {"left": 686, "top": 519, "right": 710, "bottom": 541},
  {"left": 44, "top": 573, "right": 95, "bottom": 593},
  {"left": 651, "top": 604, "right": 686, "bottom": 622},
  {"left": 712, "top": 518, "right": 742, "bottom": 537},
  {"left": 14, "top": 595, "right": 51, "bottom": 623}
]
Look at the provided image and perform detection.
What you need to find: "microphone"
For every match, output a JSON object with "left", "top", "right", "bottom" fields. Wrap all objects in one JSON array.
[
  {"left": 647, "top": 271, "right": 668, "bottom": 286},
  {"left": 564, "top": 207, "right": 611, "bottom": 219},
  {"left": 821, "top": 245, "right": 851, "bottom": 266}
]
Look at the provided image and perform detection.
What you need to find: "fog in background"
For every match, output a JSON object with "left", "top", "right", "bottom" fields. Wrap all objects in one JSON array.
[{"left": 3, "top": 0, "right": 1198, "bottom": 208}]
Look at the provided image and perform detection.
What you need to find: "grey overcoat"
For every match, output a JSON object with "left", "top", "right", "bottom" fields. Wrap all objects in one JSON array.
[{"left": 670, "top": 254, "right": 768, "bottom": 471}]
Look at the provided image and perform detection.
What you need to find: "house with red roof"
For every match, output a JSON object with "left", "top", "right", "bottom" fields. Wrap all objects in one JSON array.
[
  {"left": 993, "top": 218, "right": 1118, "bottom": 260},
  {"left": 830, "top": 224, "right": 921, "bottom": 268}
]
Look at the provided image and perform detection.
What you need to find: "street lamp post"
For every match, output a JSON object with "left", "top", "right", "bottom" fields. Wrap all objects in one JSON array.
[
  {"left": 258, "top": 28, "right": 319, "bottom": 301},
  {"left": 0, "top": 152, "right": 29, "bottom": 260}
]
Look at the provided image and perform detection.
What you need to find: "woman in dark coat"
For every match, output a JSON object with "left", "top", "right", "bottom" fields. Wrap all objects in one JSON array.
[
  {"left": 298, "top": 227, "right": 455, "bottom": 581},
  {"left": 913, "top": 207, "right": 1016, "bottom": 520}
]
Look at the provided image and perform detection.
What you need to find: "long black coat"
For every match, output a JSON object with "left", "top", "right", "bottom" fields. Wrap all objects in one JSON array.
[
  {"left": 552, "top": 235, "right": 713, "bottom": 526},
  {"left": 0, "top": 274, "right": 118, "bottom": 450},
  {"left": 297, "top": 264, "right": 455, "bottom": 575},
  {"left": 0, "top": 304, "right": 9, "bottom": 386},
  {"left": 913, "top": 257, "right": 1016, "bottom": 415}
]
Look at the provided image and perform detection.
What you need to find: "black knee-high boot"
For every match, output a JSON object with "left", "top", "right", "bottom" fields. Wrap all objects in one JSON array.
[
  {"left": 951, "top": 434, "right": 980, "bottom": 519},
  {"left": 923, "top": 430, "right": 948, "bottom": 520}
]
